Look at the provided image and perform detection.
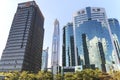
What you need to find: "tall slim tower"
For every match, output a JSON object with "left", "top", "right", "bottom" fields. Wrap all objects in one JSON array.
[
  {"left": 0, "top": 1, "right": 44, "bottom": 73},
  {"left": 51, "top": 19, "right": 60, "bottom": 74}
]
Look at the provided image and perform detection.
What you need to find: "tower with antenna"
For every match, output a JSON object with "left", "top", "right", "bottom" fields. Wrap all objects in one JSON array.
[{"left": 51, "top": 19, "right": 60, "bottom": 75}]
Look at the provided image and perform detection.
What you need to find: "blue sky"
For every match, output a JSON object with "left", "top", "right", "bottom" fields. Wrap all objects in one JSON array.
[{"left": 0, "top": 0, "right": 120, "bottom": 67}]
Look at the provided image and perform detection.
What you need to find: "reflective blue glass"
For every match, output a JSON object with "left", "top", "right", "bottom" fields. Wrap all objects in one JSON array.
[
  {"left": 62, "top": 23, "right": 75, "bottom": 67},
  {"left": 41, "top": 49, "right": 48, "bottom": 71},
  {"left": 86, "top": 7, "right": 91, "bottom": 20},
  {"left": 74, "top": 20, "right": 114, "bottom": 72},
  {"left": 108, "top": 18, "right": 120, "bottom": 64}
]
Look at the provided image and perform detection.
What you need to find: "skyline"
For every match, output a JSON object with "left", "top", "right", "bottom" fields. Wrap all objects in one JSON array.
[{"left": 0, "top": 0, "right": 120, "bottom": 67}]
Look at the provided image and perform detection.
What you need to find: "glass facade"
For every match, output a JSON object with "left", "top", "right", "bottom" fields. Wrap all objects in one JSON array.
[
  {"left": 73, "top": 7, "right": 116, "bottom": 72},
  {"left": 41, "top": 48, "right": 48, "bottom": 71},
  {"left": 0, "top": 1, "right": 44, "bottom": 72},
  {"left": 108, "top": 18, "right": 120, "bottom": 64},
  {"left": 62, "top": 23, "right": 75, "bottom": 67}
]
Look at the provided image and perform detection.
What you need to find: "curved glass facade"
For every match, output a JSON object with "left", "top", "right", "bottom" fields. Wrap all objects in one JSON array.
[
  {"left": 62, "top": 23, "right": 75, "bottom": 67},
  {"left": 74, "top": 20, "right": 114, "bottom": 71},
  {"left": 73, "top": 7, "right": 116, "bottom": 72},
  {"left": 108, "top": 18, "right": 120, "bottom": 64}
]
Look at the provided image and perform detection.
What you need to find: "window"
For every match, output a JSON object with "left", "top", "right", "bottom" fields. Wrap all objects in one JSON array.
[
  {"left": 93, "top": 9, "right": 95, "bottom": 11},
  {"left": 82, "top": 10, "right": 85, "bottom": 14},
  {"left": 78, "top": 11, "right": 80, "bottom": 14},
  {"left": 97, "top": 8, "right": 100, "bottom": 11}
]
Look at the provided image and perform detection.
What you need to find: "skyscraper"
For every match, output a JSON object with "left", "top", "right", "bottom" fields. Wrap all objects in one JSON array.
[
  {"left": 108, "top": 18, "right": 120, "bottom": 64},
  {"left": 51, "top": 19, "right": 60, "bottom": 74},
  {"left": 0, "top": 1, "right": 44, "bottom": 72},
  {"left": 41, "top": 48, "right": 48, "bottom": 71},
  {"left": 62, "top": 23, "right": 75, "bottom": 67},
  {"left": 73, "top": 7, "right": 116, "bottom": 72}
]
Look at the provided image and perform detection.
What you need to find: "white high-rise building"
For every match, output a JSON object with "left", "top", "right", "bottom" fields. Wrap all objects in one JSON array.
[{"left": 51, "top": 19, "right": 60, "bottom": 74}]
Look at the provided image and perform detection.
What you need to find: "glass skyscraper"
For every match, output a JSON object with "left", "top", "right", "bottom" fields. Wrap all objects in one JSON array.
[
  {"left": 41, "top": 48, "right": 48, "bottom": 71},
  {"left": 62, "top": 23, "right": 75, "bottom": 67},
  {"left": 0, "top": 1, "right": 44, "bottom": 72},
  {"left": 108, "top": 18, "right": 120, "bottom": 65},
  {"left": 73, "top": 7, "right": 116, "bottom": 72},
  {"left": 51, "top": 19, "right": 60, "bottom": 74}
]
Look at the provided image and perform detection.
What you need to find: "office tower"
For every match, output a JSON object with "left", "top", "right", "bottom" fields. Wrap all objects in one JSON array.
[
  {"left": 62, "top": 23, "right": 75, "bottom": 67},
  {"left": 51, "top": 19, "right": 60, "bottom": 75},
  {"left": 41, "top": 48, "right": 48, "bottom": 71},
  {"left": 73, "top": 7, "right": 115, "bottom": 72},
  {"left": 0, "top": 1, "right": 44, "bottom": 72},
  {"left": 108, "top": 18, "right": 120, "bottom": 64}
]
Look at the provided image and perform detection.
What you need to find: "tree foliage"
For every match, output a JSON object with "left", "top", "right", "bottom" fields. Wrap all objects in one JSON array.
[
  {"left": 0, "top": 69, "right": 119, "bottom": 80},
  {"left": 55, "top": 73, "right": 62, "bottom": 80},
  {"left": 110, "top": 71, "right": 120, "bottom": 80},
  {"left": 64, "top": 72, "right": 75, "bottom": 80}
]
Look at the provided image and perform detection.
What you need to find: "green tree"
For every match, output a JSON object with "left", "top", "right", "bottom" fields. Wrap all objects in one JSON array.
[
  {"left": 110, "top": 71, "right": 120, "bottom": 80},
  {"left": 44, "top": 71, "right": 52, "bottom": 80},
  {"left": 36, "top": 71, "right": 45, "bottom": 80},
  {"left": 10, "top": 71, "right": 20, "bottom": 80},
  {"left": 36, "top": 71, "right": 52, "bottom": 80},
  {"left": 55, "top": 73, "right": 62, "bottom": 80},
  {"left": 2, "top": 71, "right": 20, "bottom": 80},
  {"left": 27, "top": 73, "right": 36, "bottom": 80},
  {"left": 4, "top": 72, "right": 14, "bottom": 80},
  {"left": 64, "top": 72, "right": 75, "bottom": 80},
  {"left": 18, "top": 71, "right": 30, "bottom": 80},
  {"left": 74, "top": 69, "right": 101, "bottom": 80}
]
